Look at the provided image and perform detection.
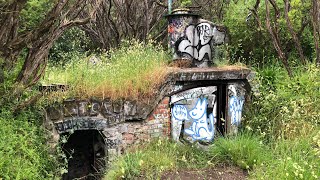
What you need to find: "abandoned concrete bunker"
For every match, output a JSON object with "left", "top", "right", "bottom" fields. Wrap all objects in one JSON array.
[{"left": 43, "top": 9, "right": 254, "bottom": 179}]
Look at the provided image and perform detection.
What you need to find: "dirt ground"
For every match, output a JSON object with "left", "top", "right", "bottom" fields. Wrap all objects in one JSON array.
[{"left": 161, "top": 164, "right": 248, "bottom": 180}]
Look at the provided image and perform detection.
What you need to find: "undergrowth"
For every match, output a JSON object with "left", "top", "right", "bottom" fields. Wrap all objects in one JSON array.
[
  {"left": 42, "top": 40, "right": 170, "bottom": 101},
  {"left": 105, "top": 138, "right": 211, "bottom": 180},
  {"left": 209, "top": 132, "right": 270, "bottom": 170},
  {"left": 0, "top": 106, "right": 61, "bottom": 179},
  {"left": 250, "top": 130, "right": 320, "bottom": 179},
  {"left": 244, "top": 63, "right": 320, "bottom": 140}
]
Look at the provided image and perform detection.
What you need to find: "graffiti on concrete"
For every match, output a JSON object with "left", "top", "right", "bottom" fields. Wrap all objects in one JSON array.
[
  {"left": 228, "top": 85, "right": 245, "bottom": 127},
  {"left": 175, "top": 22, "right": 212, "bottom": 63},
  {"left": 168, "top": 16, "right": 194, "bottom": 50},
  {"left": 171, "top": 86, "right": 217, "bottom": 142},
  {"left": 172, "top": 98, "right": 215, "bottom": 141},
  {"left": 229, "top": 96, "right": 244, "bottom": 126}
]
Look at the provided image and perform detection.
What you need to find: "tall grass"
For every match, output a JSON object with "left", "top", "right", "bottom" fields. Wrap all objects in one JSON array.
[
  {"left": 105, "top": 138, "right": 211, "bottom": 180},
  {"left": 244, "top": 63, "right": 320, "bottom": 140},
  {"left": 250, "top": 130, "right": 320, "bottom": 179},
  {"left": 42, "top": 40, "right": 170, "bottom": 101},
  {"left": 243, "top": 63, "right": 320, "bottom": 179},
  {"left": 0, "top": 107, "right": 60, "bottom": 179},
  {"left": 209, "top": 132, "right": 271, "bottom": 170}
]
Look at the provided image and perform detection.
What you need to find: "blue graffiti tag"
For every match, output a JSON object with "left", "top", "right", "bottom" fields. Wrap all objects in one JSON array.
[
  {"left": 172, "top": 98, "right": 215, "bottom": 141},
  {"left": 229, "top": 96, "right": 245, "bottom": 126}
]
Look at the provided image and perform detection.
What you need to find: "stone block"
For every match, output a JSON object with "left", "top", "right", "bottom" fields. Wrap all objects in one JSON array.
[
  {"left": 103, "top": 128, "right": 118, "bottom": 137},
  {"left": 63, "top": 99, "right": 78, "bottom": 117},
  {"left": 106, "top": 138, "right": 118, "bottom": 149},
  {"left": 122, "top": 133, "right": 135, "bottom": 144},
  {"left": 78, "top": 101, "right": 88, "bottom": 116},
  {"left": 127, "top": 127, "right": 134, "bottom": 132},
  {"left": 119, "top": 124, "right": 128, "bottom": 133},
  {"left": 90, "top": 100, "right": 101, "bottom": 116},
  {"left": 113, "top": 100, "right": 123, "bottom": 113},
  {"left": 107, "top": 114, "right": 125, "bottom": 126},
  {"left": 102, "top": 99, "right": 113, "bottom": 116},
  {"left": 124, "top": 101, "right": 137, "bottom": 116},
  {"left": 46, "top": 106, "right": 62, "bottom": 121}
]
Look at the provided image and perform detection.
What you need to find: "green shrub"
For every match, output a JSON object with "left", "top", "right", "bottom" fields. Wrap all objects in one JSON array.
[
  {"left": 244, "top": 63, "right": 320, "bottom": 140},
  {"left": 0, "top": 107, "right": 59, "bottom": 179},
  {"left": 223, "top": 0, "right": 313, "bottom": 65},
  {"left": 243, "top": 63, "right": 320, "bottom": 179}
]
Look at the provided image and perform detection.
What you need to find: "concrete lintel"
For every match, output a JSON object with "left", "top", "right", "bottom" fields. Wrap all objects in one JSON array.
[{"left": 173, "top": 66, "right": 252, "bottom": 81}]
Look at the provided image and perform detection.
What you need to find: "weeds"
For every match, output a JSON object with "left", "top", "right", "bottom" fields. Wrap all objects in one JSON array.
[
  {"left": 105, "top": 138, "right": 211, "bottom": 180},
  {"left": 0, "top": 107, "right": 60, "bottom": 179},
  {"left": 42, "top": 40, "right": 170, "bottom": 101},
  {"left": 250, "top": 130, "right": 320, "bottom": 179},
  {"left": 244, "top": 63, "right": 320, "bottom": 140},
  {"left": 209, "top": 132, "right": 271, "bottom": 170}
]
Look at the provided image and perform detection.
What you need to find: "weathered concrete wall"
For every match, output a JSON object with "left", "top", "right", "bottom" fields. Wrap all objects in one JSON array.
[{"left": 44, "top": 67, "right": 253, "bottom": 161}]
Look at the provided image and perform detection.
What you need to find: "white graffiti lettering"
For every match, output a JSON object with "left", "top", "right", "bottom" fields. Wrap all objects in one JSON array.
[
  {"left": 229, "top": 96, "right": 244, "bottom": 126},
  {"left": 153, "top": 114, "right": 169, "bottom": 120}
]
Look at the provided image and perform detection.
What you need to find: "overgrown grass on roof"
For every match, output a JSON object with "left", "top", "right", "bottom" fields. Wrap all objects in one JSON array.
[{"left": 42, "top": 40, "right": 170, "bottom": 101}]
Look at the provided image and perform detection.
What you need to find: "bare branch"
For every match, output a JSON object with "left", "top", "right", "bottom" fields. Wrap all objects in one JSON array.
[
  {"left": 284, "top": 0, "right": 306, "bottom": 64},
  {"left": 265, "top": 0, "right": 292, "bottom": 77}
]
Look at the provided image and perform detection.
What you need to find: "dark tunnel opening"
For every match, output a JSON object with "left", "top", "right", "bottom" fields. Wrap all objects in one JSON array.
[{"left": 62, "top": 130, "right": 106, "bottom": 180}]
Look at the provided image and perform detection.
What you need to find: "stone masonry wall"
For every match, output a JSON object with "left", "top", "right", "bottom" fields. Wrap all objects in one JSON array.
[
  {"left": 115, "top": 97, "right": 171, "bottom": 153},
  {"left": 45, "top": 97, "right": 171, "bottom": 159}
]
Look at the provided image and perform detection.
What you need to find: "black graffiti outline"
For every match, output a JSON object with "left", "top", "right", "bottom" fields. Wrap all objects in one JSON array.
[{"left": 175, "top": 23, "right": 213, "bottom": 62}]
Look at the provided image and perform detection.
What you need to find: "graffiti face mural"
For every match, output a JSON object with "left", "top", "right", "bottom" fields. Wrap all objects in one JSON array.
[
  {"left": 172, "top": 98, "right": 215, "bottom": 141},
  {"left": 171, "top": 86, "right": 217, "bottom": 142}
]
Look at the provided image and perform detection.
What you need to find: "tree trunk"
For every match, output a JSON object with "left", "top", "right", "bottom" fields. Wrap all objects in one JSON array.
[
  {"left": 265, "top": 0, "right": 293, "bottom": 77},
  {"left": 0, "top": 0, "right": 102, "bottom": 90},
  {"left": 0, "top": 0, "right": 27, "bottom": 69},
  {"left": 284, "top": 0, "right": 306, "bottom": 65},
  {"left": 81, "top": 0, "right": 166, "bottom": 51},
  {"left": 312, "top": 0, "right": 320, "bottom": 65}
]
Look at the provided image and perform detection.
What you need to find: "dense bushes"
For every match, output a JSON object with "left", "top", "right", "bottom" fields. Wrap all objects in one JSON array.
[
  {"left": 244, "top": 64, "right": 320, "bottom": 140},
  {"left": 0, "top": 107, "right": 60, "bottom": 179},
  {"left": 242, "top": 64, "right": 320, "bottom": 179}
]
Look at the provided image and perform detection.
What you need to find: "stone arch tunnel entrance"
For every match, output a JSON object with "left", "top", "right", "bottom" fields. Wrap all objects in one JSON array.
[{"left": 62, "top": 130, "right": 106, "bottom": 180}]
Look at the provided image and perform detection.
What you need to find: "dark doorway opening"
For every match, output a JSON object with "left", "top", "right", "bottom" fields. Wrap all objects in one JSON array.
[{"left": 62, "top": 130, "right": 106, "bottom": 180}]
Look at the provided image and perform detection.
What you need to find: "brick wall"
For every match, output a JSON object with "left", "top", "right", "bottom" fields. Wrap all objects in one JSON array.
[
  {"left": 108, "top": 97, "right": 171, "bottom": 154},
  {"left": 147, "top": 97, "right": 171, "bottom": 138}
]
